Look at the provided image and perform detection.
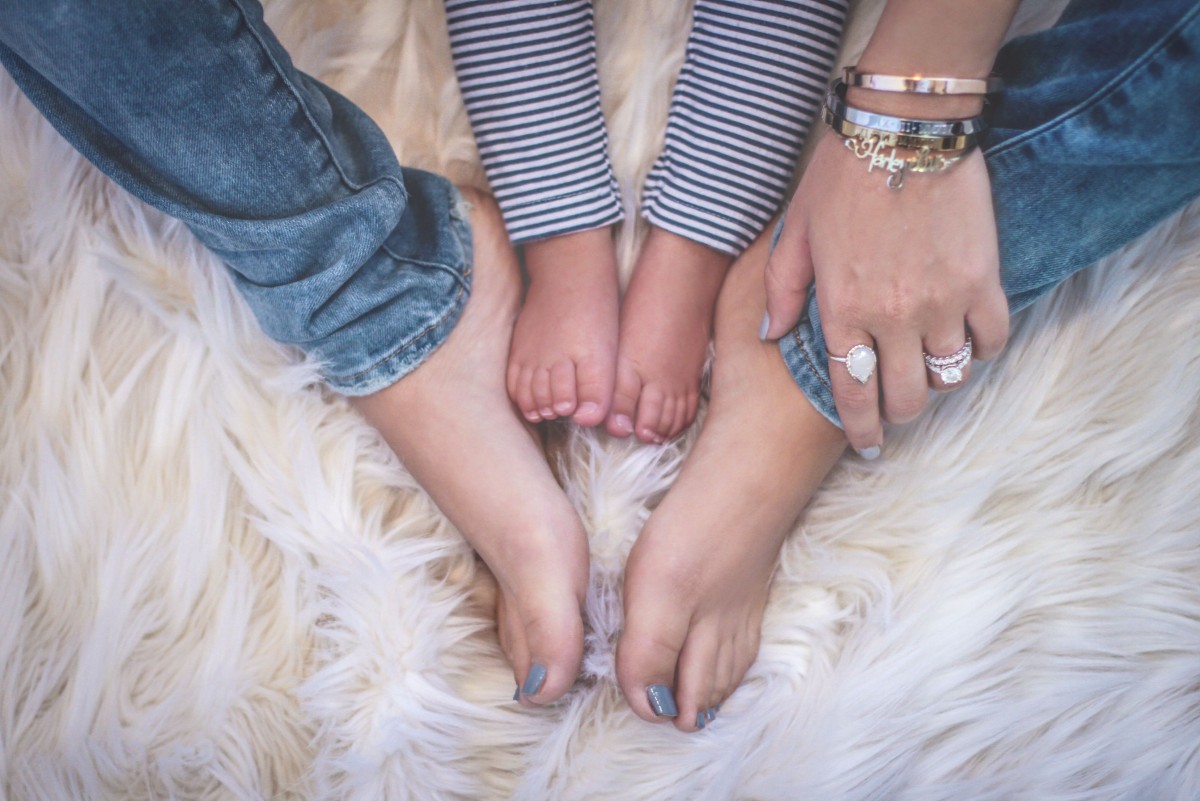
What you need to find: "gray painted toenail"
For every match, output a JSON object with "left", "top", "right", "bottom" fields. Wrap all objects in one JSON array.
[
  {"left": 647, "top": 684, "right": 678, "bottom": 717},
  {"left": 706, "top": 708, "right": 717, "bottom": 722},
  {"left": 521, "top": 663, "right": 546, "bottom": 696},
  {"left": 696, "top": 711, "right": 707, "bottom": 730},
  {"left": 512, "top": 687, "right": 520, "bottom": 701}
]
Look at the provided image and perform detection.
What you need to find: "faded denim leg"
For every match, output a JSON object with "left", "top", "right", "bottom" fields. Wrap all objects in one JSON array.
[
  {"left": 780, "top": 0, "right": 1200, "bottom": 427},
  {"left": 0, "top": 0, "right": 471, "bottom": 395}
]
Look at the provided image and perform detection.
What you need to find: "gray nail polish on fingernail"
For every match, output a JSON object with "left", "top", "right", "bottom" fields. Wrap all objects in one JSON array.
[
  {"left": 706, "top": 708, "right": 717, "bottom": 722},
  {"left": 521, "top": 663, "right": 547, "bottom": 696},
  {"left": 647, "top": 684, "right": 678, "bottom": 717},
  {"left": 758, "top": 311, "right": 771, "bottom": 341},
  {"left": 856, "top": 445, "right": 881, "bottom": 460},
  {"left": 696, "top": 712, "right": 707, "bottom": 730}
]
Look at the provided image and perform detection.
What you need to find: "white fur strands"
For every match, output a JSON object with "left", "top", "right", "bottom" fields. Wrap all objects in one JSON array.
[{"left": 2, "top": 1, "right": 1200, "bottom": 799}]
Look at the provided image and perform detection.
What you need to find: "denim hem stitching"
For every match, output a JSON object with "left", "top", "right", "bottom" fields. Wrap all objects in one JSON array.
[
  {"left": 795, "top": 327, "right": 832, "bottom": 393},
  {"left": 333, "top": 270, "right": 471, "bottom": 384}
]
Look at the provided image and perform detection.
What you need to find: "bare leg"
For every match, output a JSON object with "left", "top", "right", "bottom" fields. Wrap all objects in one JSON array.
[
  {"left": 507, "top": 228, "right": 620, "bottom": 428},
  {"left": 606, "top": 226, "right": 731, "bottom": 444},
  {"left": 616, "top": 229, "right": 846, "bottom": 731},
  {"left": 354, "top": 191, "right": 590, "bottom": 704}
]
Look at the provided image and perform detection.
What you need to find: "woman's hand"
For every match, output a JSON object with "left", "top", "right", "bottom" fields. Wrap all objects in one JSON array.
[{"left": 763, "top": 128, "right": 1009, "bottom": 454}]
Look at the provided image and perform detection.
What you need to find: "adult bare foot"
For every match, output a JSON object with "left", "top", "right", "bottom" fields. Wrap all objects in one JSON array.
[
  {"left": 615, "top": 230, "right": 846, "bottom": 731},
  {"left": 507, "top": 227, "right": 619, "bottom": 427},
  {"left": 353, "top": 189, "right": 590, "bottom": 704},
  {"left": 605, "top": 226, "right": 731, "bottom": 444}
]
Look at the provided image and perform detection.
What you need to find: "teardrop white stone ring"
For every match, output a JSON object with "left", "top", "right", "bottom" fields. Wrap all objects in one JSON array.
[{"left": 828, "top": 343, "right": 877, "bottom": 385}]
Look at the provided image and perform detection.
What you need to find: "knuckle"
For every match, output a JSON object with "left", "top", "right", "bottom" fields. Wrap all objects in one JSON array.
[{"left": 885, "top": 394, "right": 926, "bottom": 423}]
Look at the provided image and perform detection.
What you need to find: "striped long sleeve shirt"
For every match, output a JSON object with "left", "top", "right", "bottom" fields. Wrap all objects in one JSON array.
[{"left": 445, "top": 0, "right": 846, "bottom": 254}]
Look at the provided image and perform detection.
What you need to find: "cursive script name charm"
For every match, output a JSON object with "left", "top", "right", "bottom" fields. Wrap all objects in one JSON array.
[{"left": 843, "top": 131, "right": 908, "bottom": 189}]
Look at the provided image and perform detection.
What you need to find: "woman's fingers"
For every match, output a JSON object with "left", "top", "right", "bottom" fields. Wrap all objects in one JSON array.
[
  {"left": 826, "top": 332, "right": 884, "bottom": 456},
  {"left": 875, "top": 333, "right": 930, "bottom": 424},
  {"left": 762, "top": 207, "right": 815, "bottom": 340}
]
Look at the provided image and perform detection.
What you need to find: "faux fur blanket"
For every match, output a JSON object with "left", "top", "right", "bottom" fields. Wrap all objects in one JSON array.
[{"left": 3, "top": 1, "right": 1199, "bottom": 799}]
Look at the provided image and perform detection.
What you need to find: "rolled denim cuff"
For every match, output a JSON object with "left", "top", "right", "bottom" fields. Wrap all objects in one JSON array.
[
  {"left": 778, "top": 307, "right": 842, "bottom": 429},
  {"left": 769, "top": 216, "right": 843, "bottom": 428},
  {"left": 237, "top": 173, "right": 474, "bottom": 397}
]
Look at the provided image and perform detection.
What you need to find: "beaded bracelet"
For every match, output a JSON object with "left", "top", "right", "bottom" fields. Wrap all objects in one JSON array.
[{"left": 843, "top": 65, "right": 1003, "bottom": 95}]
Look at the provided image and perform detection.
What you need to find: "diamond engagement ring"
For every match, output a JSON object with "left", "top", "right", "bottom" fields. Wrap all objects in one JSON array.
[
  {"left": 828, "top": 343, "right": 877, "bottom": 385},
  {"left": 923, "top": 337, "right": 972, "bottom": 385}
]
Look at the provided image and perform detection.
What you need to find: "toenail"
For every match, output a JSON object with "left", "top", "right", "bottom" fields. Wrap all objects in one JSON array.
[
  {"left": 856, "top": 445, "right": 881, "bottom": 460},
  {"left": 706, "top": 708, "right": 717, "bottom": 722},
  {"left": 695, "top": 712, "right": 707, "bottom": 730},
  {"left": 521, "top": 663, "right": 547, "bottom": 697},
  {"left": 647, "top": 684, "right": 678, "bottom": 717},
  {"left": 613, "top": 415, "right": 633, "bottom": 435},
  {"left": 576, "top": 402, "right": 599, "bottom": 417},
  {"left": 554, "top": 401, "right": 573, "bottom": 414},
  {"left": 540, "top": 407, "right": 554, "bottom": 418},
  {"left": 525, "top": 411, "right": 541, "bottom": 422},
  {"left": 512, "top": 687, "right": 520, "bottom": 702},
  {"left": 758, "top": 311, "right": 771, "bottom": 341}
]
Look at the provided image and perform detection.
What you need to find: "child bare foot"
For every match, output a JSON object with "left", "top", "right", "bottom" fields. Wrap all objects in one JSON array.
[
  {"left": 508, "top": 227, "right": 619, "bottom": 427},
  {"left": 605, "top": 226, "right": 732, "bottom": 444},
  {"left": 353, "top": 189, "right": 590, "bottom": 704},
  {"left": 615, "top": 231, "right": 846, "bottom": 731}
]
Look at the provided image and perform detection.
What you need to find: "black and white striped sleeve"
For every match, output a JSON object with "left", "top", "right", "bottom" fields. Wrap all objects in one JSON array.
[
  {"left": 642, "top": 0, "right": 847, "bottom": 255},
  {"left": 444, "top": 0, "right": 624, "bottom": 244}
]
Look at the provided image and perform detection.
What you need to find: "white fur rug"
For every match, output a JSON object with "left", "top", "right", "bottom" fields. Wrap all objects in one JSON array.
[{"left": 3, "top": 2, "right": 1200, "bottom": 799}]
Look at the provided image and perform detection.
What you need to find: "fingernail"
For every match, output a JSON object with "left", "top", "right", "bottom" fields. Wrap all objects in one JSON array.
[
  {"left": 576, "top": 402, "right": 599, "bottom": 417},
  {"left": 521, "top": 663, "right": 547, "bottom": 696},
  {"left": 856, "top": 445, "right": 881, "bottom": 460},
  {"left": 613, "top": 415, "right": 633, "bottom": 435},
  {"left": 647, "top": 684, "right": 678, "bottom": 717},
  {"left": 696, "top": 711, "right": 707, "bottom": 730},
  {"left": 758, "top": 311, "right": 771, "bottom": 341},
  {"left": 706, "top": 708, "right": 717, "bottom": 722}
]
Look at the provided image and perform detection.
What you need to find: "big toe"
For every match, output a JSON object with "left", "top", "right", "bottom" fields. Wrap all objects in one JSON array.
[
  {"left": 605, "top": 364, "right": 641, "bottom": 438},
  {"left": 616, "top": 601, "right": 689, "bottom": 725},
  {"left": 511, "top": 592, "right": 586, "bottom": 705},
  {"left": 572, "top": 355, "right": 614, "bottom": 427}
]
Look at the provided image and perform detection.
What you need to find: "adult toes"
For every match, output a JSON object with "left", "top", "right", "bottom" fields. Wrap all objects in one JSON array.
[
  {"left": 616, "top": 606, "right": 689, "bottom": 724},
  {"left": 673, "top": 629, "right": 719, "bottom": 732},
  {"left": 513, "top": 597, "right": 585, "bottom": 705}
]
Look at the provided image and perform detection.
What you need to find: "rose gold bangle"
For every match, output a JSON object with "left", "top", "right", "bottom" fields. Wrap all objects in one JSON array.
[{"left": 843, "top": 66, "right": 1003, "bottom": 96}]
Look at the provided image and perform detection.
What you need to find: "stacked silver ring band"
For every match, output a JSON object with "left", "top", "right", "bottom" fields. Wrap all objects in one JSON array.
[{"left": 923, "top": 337, "right": 972, "bottom": 384}]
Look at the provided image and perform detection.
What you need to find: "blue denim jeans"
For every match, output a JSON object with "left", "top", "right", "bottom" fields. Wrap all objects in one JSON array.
[
  {"left": 0, "top": 0, "right": 472, "bottom": 396},
  {"left": 780, "top": 0, "right": 1200, "bottom": 427}
]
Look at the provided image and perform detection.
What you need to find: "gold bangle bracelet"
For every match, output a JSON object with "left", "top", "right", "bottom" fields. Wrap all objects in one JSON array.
[
  {"left": 825, "top": 113, "right": 975, "bottom": 190},
  {"left": 843, "top": 66, "right": 1003, "bottom": 96},
  {"left": 824, "top": 107, "right": 976, "bottom": 152}
]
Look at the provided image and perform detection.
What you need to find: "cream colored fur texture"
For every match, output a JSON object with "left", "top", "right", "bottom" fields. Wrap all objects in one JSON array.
[{"left": 2, "top": 1, "right": 1199, "bottom": 799}]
